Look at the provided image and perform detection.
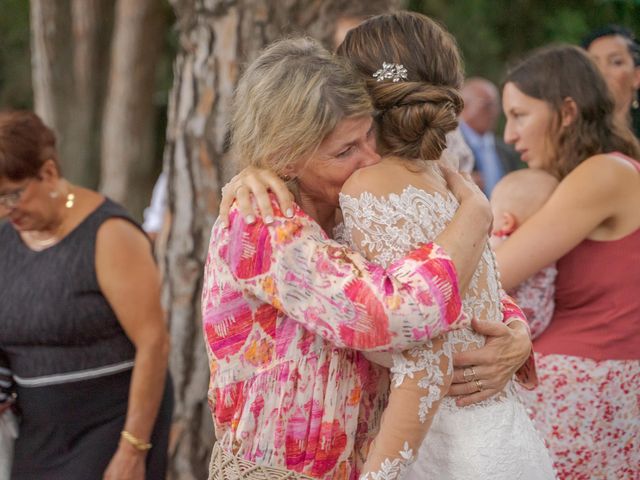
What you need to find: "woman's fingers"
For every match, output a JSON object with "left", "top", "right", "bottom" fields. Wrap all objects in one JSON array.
[
  {"left": 449, "top": 366, "right": 499, "bottom": 394},
  {"left": 451, "top": 364, "right": 488, "bottom": 385},
  {"left": 264, "top": 172, "right": 294, "bottom": 218},
  {"left": 454, "top": 388, "right": 500, "bottom": 407},
  {"left": 218, "top": 180, "right": 239, "bottom": 227},
  {"left": 440, "top": 167, "right": 466, "bottom": 201},
  {"left": 218, "top": 167, "right": 293, "bottom": 227},
  {"left": 449, "top": 372, "right": 497, "bottom": 395},
  {"left": 234, "top": 185, "right": 256, "bottom": 223},
  {"left": 242, "top": 174, "right": 274, "bottom": 222}
]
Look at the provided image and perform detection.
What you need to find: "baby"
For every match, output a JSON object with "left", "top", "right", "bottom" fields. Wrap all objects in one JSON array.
[{"left": 490, "top": 168, "right": 559, "bottom": 339}]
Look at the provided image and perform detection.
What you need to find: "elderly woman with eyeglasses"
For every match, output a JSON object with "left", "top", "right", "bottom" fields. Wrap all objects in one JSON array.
[{"left": 0, "top": 110, "right": 173, "bottom": 480}]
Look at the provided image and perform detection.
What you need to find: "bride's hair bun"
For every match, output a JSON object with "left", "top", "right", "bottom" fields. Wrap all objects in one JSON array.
[
  {"left": 338, "top": 11, "right": 465, "bottom": 161},
  {"left": 370, "top": 81, "right": 463, "bottom": 160}
]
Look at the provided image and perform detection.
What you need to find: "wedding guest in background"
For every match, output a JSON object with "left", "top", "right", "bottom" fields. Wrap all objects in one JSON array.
[
  {"left": 496, "top": 45, "right": 640, "bottom": 479},
  {"left": 460, "top": 77, "right": 522, "bottom": 194},
  {"left": 582, "top": 24, "right": 640, "bottom": 138},
  {"left": 0, "top": 111, "right": 173, "bottom": 480}
]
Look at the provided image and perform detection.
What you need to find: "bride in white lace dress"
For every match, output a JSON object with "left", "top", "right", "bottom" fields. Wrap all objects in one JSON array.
[{"left": 336, "top": 12, "right": 555, "bottom": 480}]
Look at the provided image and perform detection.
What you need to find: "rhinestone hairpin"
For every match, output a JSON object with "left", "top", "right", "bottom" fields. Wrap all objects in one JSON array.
[{"left": 373, "top": 62, "right": 408, "bottom": 83}]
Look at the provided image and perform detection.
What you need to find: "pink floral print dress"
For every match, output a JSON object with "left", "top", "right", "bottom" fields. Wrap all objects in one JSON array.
[{"left": 201, "top": 198, "right": 466, "bottom": 479}]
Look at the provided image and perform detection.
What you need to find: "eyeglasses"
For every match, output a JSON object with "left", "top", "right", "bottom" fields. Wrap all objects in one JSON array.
[{"left": 0, "top": 182, "right": 30, "bottom": 209}]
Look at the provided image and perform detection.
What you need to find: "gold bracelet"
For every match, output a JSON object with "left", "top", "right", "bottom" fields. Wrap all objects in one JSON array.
[{"left": 121, "top": 430, "right": 152, "bottom": 451}]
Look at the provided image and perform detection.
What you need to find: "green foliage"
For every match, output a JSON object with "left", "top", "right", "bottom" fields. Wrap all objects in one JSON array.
[
  {"left": 408, "top": 0, "right": 640, "bottom": 84},
  {"left": 0, "top": 0, "right": 32, "bottom": 109},
  {"left": 2, "top": 1, "right": 638, "bottom": 116}
]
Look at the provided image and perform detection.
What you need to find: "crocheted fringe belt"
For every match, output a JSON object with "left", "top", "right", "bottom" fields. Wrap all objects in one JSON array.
[{"left": 209, "top": 442, "right": 315, "bottom": 480}]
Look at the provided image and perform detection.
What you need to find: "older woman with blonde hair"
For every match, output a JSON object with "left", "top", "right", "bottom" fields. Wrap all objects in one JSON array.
[{"left": 203, "top": 34, "right": 535, "bottom": 479}]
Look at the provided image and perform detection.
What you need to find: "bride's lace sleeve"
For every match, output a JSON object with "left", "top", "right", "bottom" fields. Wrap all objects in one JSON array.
[{"left": 340, "top": 191, "right": 454, "bottom": 480}]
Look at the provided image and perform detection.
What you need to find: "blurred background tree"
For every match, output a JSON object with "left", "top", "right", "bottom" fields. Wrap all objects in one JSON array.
[
  {"left": 0, "top": 0, "right": 31, "bottom": 109},
  {"left": 407, "top": 0, "right": 640, "bottom": 84},
  {"left": 0, "top": 0, "right": 175, "bottom": 217}
]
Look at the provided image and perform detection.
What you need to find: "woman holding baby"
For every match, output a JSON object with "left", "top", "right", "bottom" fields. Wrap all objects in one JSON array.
[{"left": 495, "top": 45, "right": 640, "bottom": 479}]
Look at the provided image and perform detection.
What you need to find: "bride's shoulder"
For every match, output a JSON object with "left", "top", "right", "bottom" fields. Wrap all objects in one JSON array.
[{"left": 341, "top": 159, "right": 406, "bottom": 198}]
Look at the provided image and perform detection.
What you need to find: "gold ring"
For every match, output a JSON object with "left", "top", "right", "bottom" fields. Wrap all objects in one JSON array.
[
  {"left": 463, "top": 366, "right": 476, "bottom": 382},
  {"left": 474, "top": 379, "right": 483, "bottom": 392}
]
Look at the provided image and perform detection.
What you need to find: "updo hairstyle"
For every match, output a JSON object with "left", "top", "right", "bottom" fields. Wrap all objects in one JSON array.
[{"left": 337, "top": 12, "right": 464, "bottom": 161}]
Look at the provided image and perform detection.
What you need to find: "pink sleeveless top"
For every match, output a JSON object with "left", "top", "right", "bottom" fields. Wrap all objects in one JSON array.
[{"left": 534, "top": 153, "right": 640, "bottom": 361}]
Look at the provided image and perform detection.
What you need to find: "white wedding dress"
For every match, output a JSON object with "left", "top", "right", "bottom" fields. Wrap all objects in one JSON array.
[{"left": 339, "top": 184, "right": 556, "bottom": 480}]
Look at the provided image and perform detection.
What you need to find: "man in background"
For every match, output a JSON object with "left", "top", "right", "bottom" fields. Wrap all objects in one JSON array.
[{"left": 459, "top": 77, "right": 522, "bottom": 195}]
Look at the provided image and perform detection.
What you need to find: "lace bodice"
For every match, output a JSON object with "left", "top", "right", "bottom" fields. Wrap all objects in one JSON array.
[
  {"left": 338, "top": 184, "right": 555, "bottom": 480},
  {"left": 338, "top": 184, "right": 552, "bottom": 480},
  {"left": 340, "top": 185, "right": 504, "bottom": 341}
]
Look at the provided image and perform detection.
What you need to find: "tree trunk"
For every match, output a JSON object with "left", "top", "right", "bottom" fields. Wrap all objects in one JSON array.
[
  {"left": 30, "top": 0, "right": 75, "bottom": 177},
  {"left": 100, "top": 0, "right": 166, "bottom": 217},
  {"left": 30, "top": 0, "right": 114, "bottom": 188},
  {"left": 70, "top": 0, "right": 114, "bottom": 189},
  {"left": 161, "top": 1, "right": 398, "bottom": 478}
]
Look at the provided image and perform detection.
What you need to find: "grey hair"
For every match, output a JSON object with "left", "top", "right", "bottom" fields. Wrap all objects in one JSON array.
[{"left": 230, "top": 37, "right": 373, "bottom": 178}]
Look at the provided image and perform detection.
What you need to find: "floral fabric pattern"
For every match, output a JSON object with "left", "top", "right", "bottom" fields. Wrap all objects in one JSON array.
[
  {"left": 202, "top": 198, "right": 466, "bottom": 479},
  {"left": 508, "top": 264, "right": 557, "bottom": 340},
  {"left": 518, "top": 353, "right": 640, "bottom": 480}
]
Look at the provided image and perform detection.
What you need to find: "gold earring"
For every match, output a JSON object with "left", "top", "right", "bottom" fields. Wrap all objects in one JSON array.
[{"left": 65, "top": 192, "right": 75, "bottom": 209}]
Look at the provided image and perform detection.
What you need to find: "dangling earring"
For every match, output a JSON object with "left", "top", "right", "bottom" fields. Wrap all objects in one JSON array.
[
  {"left": 65, "top": 192, "right": 75, "bottom": 209},
  {"left": 632, "top": 91, "right": 639, "bottom": 110}
]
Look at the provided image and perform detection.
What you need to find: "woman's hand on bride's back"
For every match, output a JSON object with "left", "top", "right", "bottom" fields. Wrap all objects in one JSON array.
[
  {"left": 218, "top": 166, "right": 294, "bottom": 226},
  {"left": 441, "top": 166, "right": 492, "bottom": 233}
]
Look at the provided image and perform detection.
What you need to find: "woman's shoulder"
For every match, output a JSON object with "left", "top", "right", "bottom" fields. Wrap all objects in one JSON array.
[
  {"left": 564, "top": 153, "right": 639, "bottom": 189},
  {"left": 91, "top": 197, "right": 149, "bottom": 256},
  {"left": 575, "top": 152, "right": 639, "bottom": 173},
  {"left": 341, "top": 158, "right": 411, "bottom": 198}
]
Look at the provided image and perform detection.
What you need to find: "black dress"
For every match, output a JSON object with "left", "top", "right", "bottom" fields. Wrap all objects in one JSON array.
[{"left": 0, "top": 199, "right": 173, "bottom": 480}]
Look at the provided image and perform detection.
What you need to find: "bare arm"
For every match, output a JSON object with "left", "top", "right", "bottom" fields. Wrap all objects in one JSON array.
[
  {"left": 496, "top": 155, "right": 637, "bottom": 289},
  {"left": 97, "top": 219, "right": 170, "bottom": 480}
]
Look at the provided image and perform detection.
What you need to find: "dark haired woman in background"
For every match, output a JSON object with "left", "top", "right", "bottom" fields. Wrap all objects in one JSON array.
[
  {"left": 0, "top": 111, "right": 173, "bottom": 480},
  {"left": 582, "top": 24, "right": 640, "bottom": 138},
  {"left": 496, "top": 45, "right": 640, "bottom": 479}
]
